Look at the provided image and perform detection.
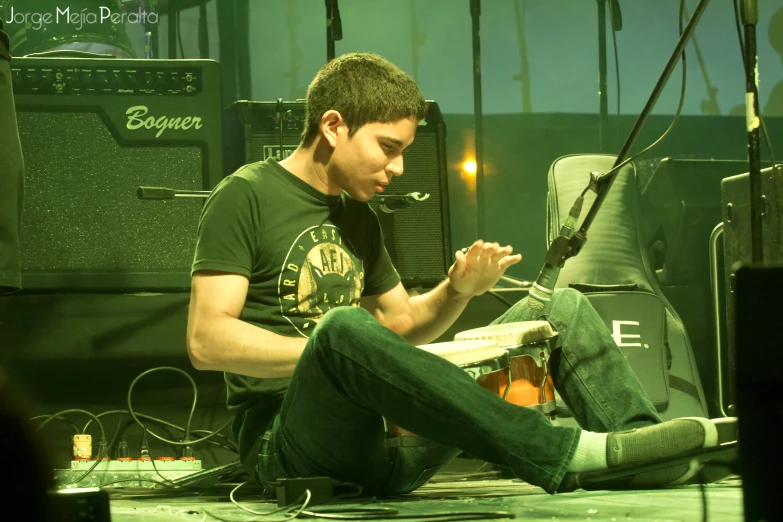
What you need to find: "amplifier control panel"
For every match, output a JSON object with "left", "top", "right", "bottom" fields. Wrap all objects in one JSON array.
[{"left": 11, "top": 64, "right": 205, "bottom": 96}]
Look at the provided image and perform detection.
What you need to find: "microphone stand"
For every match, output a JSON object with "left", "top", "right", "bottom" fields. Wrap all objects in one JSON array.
[
  {"left": 325, "top": 0, "right": 343, "bottom": 62},
  {"left": 470, "top": 0, "right": 486, "bottom": 239},
  {"left": 137, "top": 187, "right": 210, "bottom": 200},
  {"left": 528, "top": 0, "right": 711, "bottom": 308},
  {"left": 741, "top": 0, "right": 763, "bottom": 263},
  {"left": 597, "top": 0, "right": 610, "bottom": 152},
  {"left": 198, "top": 2, "right": 209, "bottom": 58},
  {"left": 168, "top": 0, "right": 178, "bottom": 59},
  {"left": 144, "top": 0, "right": 160, "bottom": 59},
  {"left": 597, "top": 0, "right": 623, "bottom": 152},
  {"left": 137, "top": 187, "right": 429, "bottom": 211}
]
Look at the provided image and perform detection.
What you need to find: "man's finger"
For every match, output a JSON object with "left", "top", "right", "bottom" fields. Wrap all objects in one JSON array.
[
  {"left": 466, "top": 240, "right": 483, "bottom": 264},
  {"left": 499, "top": 254, "right": 523, "bottom": 270},
  {"left": 491, "top": 245, "right": 514, "bottom": 263},
  {"left": 481, "top": 242, "right": 497, "bottom": 267},
  {"left": 449, "top": 251, "right": 462, "bottom": 278}
]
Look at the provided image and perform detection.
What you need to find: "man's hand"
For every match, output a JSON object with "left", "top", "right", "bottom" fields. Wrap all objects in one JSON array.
[{"left": 448, "top": 240, "right": 523, "bottom": 297}]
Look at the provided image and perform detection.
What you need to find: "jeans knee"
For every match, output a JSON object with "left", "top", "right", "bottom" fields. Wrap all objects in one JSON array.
[
  {"left": 312, "top": 306, "right": 372, "bottom": 341},
  {"left": 547, "top": 287, "right": 596, "bottom": 333},
  {"left": 553, "top": 287, "right": 586, "bottom": 305}
]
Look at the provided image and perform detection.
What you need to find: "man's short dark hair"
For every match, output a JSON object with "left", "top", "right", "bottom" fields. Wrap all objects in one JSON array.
[{"left": 301, "top": 53, "right": 426, "bottom": 143}]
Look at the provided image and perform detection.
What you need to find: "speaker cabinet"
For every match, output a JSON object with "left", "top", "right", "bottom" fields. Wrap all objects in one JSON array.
[
  {"left": 720, "top": 164, "right": 783, "bottom": 406},
  {"left": 641, "top": 158, "right": 750, "bottom": 285},
  {"left": 734, "top": 265, "right": 783, "bottom": 522},
  {"left": 12, "top": 57, "right": 224, "bottom": 291}
]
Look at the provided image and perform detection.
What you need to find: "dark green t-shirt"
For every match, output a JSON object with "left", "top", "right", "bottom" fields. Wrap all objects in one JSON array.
[{"left": 192, "top": 158, "right": 400, "bottom": 471}]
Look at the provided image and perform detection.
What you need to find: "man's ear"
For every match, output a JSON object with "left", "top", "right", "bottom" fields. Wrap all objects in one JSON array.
[{"left": 320, "top": 110, "right": 344, "bottom": 148}]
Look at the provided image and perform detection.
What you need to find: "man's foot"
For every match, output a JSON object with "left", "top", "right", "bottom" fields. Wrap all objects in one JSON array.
[
  {"left": 607, "top": 417, "right": 717, "bottom": 468},
  {"left": 559, "top": 417, "right": 720, "bottom": 492}
]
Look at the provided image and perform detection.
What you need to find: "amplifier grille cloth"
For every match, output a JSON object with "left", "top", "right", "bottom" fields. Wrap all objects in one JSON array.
[
  {"left": 18, "top": 112, "right": 203, "bottom": 272},
  {"left": 374, "top": 134, "right": 445, "bottom": 282}
]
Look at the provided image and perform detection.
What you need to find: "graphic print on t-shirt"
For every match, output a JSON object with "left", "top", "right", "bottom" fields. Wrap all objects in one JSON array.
[{"left": 278, "top": 224, "right": 364, "bottom": 336}]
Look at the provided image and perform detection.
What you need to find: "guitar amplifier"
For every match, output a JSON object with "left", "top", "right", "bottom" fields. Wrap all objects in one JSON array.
[
  {"left": 641, "top": 158, "right": 751, "bottom": 285},
  {"left": 223, "top": 100, "right": 452, "bottom": 287},
  {"left": 11, "top": 57, "right": 224, "bottom": 291},
  {"left": 720, "top": 164, "right": 783, "bottom": 406}
]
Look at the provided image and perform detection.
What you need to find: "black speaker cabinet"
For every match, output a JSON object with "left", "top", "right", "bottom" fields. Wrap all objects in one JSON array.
[
  {"left": 641, "top": 158, "right": 751, "bottom": 285},
  {"left": 223, "top": 100, "right": 452, "bottom": 287},
  {"left": 11, "top": 57, "right": 224, "bottom": 291},
  {"left": 721, "top": 164, "right": 783, "bottom": 407},
  {"left": 734, "top": 265, "right": 783, "bottom": 522}
]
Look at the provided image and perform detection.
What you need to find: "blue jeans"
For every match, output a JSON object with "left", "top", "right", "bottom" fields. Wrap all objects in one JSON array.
[{"left": 257, "top": 288, "right": 661, "bottom": 495}]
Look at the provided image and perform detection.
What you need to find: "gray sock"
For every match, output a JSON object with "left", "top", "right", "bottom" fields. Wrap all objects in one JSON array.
[{"left": 566, "top": 430, "right": 608, "bottom": 473}]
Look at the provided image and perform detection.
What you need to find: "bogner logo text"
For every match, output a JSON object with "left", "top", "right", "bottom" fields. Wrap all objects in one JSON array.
[{"left": 125, "top": 105, "right": 203, "bottom": 138}]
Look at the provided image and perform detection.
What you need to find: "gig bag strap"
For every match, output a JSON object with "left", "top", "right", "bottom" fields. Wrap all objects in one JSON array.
[{"left": 569, "top": 283, "right": 639, "bottom": 293}]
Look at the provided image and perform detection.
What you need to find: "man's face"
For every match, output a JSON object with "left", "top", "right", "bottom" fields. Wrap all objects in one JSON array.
[{"left": 326, "top": 116, "right": 418, "bottom": 202}]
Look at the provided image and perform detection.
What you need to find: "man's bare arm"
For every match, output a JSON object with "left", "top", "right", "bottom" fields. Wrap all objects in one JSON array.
[
  {"left": 362, "top": 241, "right": 522, "bottom": 345},
  {"left": 362, "top": 279, "right": 471, "bottom": 346},
  {"left": 187, "top": 271, "right": 307, "bottom": 378}
]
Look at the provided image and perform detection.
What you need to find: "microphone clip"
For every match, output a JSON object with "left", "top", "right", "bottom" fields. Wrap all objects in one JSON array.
[{"left": 377, "top": 192, "right": 430, "bottom": 213}]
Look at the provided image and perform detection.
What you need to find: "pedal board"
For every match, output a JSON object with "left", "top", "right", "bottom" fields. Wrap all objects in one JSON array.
[{"left": 54, "top": 459, "right": 203, "bottom": 489}]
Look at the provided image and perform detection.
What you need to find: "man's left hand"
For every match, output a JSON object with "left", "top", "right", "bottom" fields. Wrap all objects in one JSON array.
[{"left": 448, "top": 240, "right": 523, "bottom": 297}]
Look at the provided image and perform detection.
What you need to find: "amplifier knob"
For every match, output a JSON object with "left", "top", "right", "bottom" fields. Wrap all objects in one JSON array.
[
  {"left": 39, "top": 72, "right": 54, "bottom": 89},
  {"left": 25, "top": 72, "right": 39, "bottom": 86},
  {"left": 81, "top": 72, "right": 93, "bottom": 85}
]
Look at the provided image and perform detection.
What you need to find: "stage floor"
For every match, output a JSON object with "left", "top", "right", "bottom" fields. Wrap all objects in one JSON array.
[{"left": 105, "top": 472, "right": 743, "bottom": 522}]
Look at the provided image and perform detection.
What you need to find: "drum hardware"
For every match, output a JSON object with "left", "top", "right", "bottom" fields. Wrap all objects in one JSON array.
[{"left": 455, "top": 321, "right": 559, "bottom": 418}]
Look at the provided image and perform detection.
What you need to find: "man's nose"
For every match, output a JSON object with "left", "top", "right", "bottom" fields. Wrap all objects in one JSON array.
[{"left": 386, "top": 155, "right": 404, "bottom": 177}]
